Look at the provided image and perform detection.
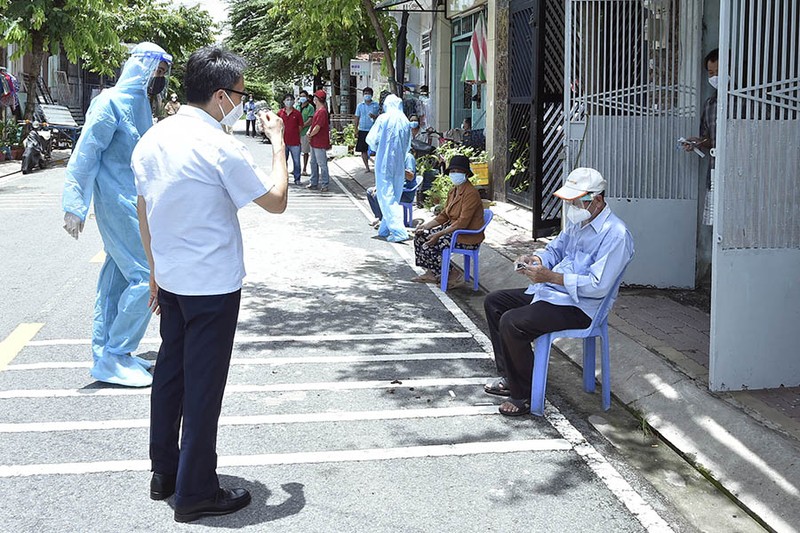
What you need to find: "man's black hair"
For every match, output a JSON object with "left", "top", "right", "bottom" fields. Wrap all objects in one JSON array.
[
  {"left": 284, "top": 93, "right": 295, "bottom": 101},
  {"left": 704, "top": 49, "right": 719, "bottom": 67},
  {"left": 362, "top": 87, "right": 373, "bottom": 95},
  {"left": 184, "top": 46, "right": 247, "bottom": 104},
  {"left": 299, "top": 89, "right": 309, "bottom": 97},
  {"left": 420, "top": 85, "right": 429, "bottom": 93}
]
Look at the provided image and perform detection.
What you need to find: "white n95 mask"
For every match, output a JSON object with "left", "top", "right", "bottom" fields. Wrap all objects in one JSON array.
[
  {"left": 565, "top": 203, "right": 592, "bottom": 224},
  {"left": 219, "top": 92, "right": 243, "bottom": 128}
]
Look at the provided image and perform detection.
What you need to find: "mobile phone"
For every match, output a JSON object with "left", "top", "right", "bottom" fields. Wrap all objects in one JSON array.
[{"left": 514, "top": 262, "right": 528, "bottom": 271}]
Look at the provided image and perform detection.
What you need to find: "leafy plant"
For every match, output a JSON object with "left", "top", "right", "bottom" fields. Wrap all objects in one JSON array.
[
  {"left": 0, "top": 120, "right": 23, "bottom": 148},
  {"left": 505, "top": 143, "right": 529, "bottom": 194},
  {"left": 331, "top": 124, "right": 357, "bottom": 152}
]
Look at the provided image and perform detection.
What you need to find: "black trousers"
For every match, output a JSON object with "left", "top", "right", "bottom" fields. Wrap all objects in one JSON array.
[
  {"left": 484, "top": 288, "right": 591, "bottom": 399},
  {"left": 150, "top": 288, "right": 241, "bottom": 507},
  {"left": 245, "top": 119, "right": 256, "bottom": 137}
]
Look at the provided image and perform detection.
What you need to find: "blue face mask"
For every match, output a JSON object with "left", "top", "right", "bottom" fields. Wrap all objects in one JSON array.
[
  {"left": 449, "top": 172, "right": 467, "bottom": 186},
  {"left": 410, "top": 121, "right": 419, "bottom": 129},
  {"left": 299, "top": 97, "right": 308, "bottom": 104},
  {"left": 364, "top": 95, "right": 372, "bottom": 102}
]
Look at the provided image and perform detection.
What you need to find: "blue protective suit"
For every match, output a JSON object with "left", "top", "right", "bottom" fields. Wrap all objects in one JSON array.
[
  {"left": 62, "top": 43, "right": 172, "bottom": 387},
  {"left": 366, "top": 94, "right": 412, "bottom": 242}
]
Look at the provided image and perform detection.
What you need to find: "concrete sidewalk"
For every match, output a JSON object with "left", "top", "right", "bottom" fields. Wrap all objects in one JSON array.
[{"left": 331, "top": 155, "right": 800, "bottom": 533}]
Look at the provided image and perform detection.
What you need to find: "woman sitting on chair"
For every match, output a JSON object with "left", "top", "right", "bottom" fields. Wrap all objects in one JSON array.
[{"left": 411, "top": 155, "right": 485, "bottom": 288}]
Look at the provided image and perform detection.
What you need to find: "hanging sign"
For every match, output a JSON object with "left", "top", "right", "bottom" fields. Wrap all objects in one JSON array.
[{"left": 447, "top": 0, "right": 485, "bottom": 17}]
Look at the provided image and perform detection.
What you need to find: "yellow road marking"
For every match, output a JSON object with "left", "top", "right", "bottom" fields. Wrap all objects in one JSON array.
[
  {"left": 0, "top": 323, "right": 44, "bottom": 372},
  {"left": 90, "top": 251, "right": 106, "bottom": 263}
]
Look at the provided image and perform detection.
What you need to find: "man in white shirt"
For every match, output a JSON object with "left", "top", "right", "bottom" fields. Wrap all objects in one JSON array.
[
  {"left": 482, "top": 168, "right": 634, "bottom": 416},
  {"left": 132, "top": 46, "right": 288, "bottom": 523}
]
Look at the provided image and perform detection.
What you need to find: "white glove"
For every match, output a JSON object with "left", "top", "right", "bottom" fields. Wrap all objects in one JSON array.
[{"left": 63, "top": 212, "right": 84, "bottom": 240}]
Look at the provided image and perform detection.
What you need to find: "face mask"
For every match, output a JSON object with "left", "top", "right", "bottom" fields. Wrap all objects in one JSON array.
[
  {"left": 410, "top": 121, "right": 419, "bottom": 129},
  {"left": 171, "top": 96, "right": 177, "bottom": 101},
  {"left": 299, "top": 97, "right": 307, "bottom": 104},
  {"left": 285, "top": 99, "right": 294, "bottom": 108},
  {"left": 364, "top": 95, "right": 372, "bottom": 102},
  {"left": 420, "top": 94, "right": 429, "bottom": 101},
  {"left": 449, "top": 172, "right": 467, "bottom": 186},
  {"left": 218, "top": 92, "right": 243, "bottom": 128},
  {"left": 708, "top": 75, "right": 719, "bottom": 90},
  {"left": 148, "top": 76, "right": 166, "bottom": 96},
  {"left": 565, "top": 202, "right": 592, "bottom": 224}
]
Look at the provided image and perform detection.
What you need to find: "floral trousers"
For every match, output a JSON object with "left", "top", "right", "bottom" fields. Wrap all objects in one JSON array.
[{"left": 413, "top": 224, "right": 479, "bottom": 272}]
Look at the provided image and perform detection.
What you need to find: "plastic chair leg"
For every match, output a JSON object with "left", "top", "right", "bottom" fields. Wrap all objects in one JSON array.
[
  {"left": 440, "top": 249, "right": 451, "bottom": 292},
  {"left": 583, "top": 336, "right": 596, "bottom": 393},
  {"left": 530, "top": 334, "right": 553, "bottom": 416},
  {"left": 601, "top": 328, "right": 611, "bottom": 411},
  {"left": 401, "top": 203, "right": 413, "bottom": 227},
  {"left": 471, "top": 251, "right": 480, "bottom": 290},
  {"left": 463, "top": 254, "right": 472, "bottom": 282}
]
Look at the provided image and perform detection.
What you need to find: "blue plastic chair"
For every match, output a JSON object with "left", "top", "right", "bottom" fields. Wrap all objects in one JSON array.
[
  {"left": 400, "top": 176, "right": 423, "bottom": 227},
  {"left": 529, "top": 266, "right": 630, "bottom": 416},
  {"left": 439, "top": 209, "right": 494, "bottom": 292}
]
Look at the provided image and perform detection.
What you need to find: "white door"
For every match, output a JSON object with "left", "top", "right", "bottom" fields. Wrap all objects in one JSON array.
[
  {"left": 710, "top": 1, "right": 800, "bottom": 391},
  {"left": 564, "top": 0, "right": 703, "bottom": 288}
]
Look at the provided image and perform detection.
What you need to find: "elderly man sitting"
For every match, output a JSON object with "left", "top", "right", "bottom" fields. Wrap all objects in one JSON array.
[{"left": 482, "top": 167, "right": 634, "bottom": 416}]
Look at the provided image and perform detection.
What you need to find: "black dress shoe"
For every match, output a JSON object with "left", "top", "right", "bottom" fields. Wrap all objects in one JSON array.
[
  {"left": 174, "top": 488, "right": 251, "bottom": 523},
  {"left": 150, "top": 473, "right": 176, "bottom": 500}
]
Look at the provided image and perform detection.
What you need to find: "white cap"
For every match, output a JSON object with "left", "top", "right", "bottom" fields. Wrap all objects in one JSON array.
[{"left": 554, "top": 167, "right": 607, "bottom": 200}]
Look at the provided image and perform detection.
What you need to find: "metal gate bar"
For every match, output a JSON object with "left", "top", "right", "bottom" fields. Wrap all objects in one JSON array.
[{"left": 564, "top": 0, "right": 700, "bottom": 201}]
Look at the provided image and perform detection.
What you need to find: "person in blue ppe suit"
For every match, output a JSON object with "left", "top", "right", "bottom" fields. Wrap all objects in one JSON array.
[
  {"left": 366, "top": 150, "right": 417, "bottom": 227},
  {"left": 62, "top": 42, "right": 173, "bottom": 388},
  {"left": 366, "top": 94, "right": 412, "bottom": 242}
]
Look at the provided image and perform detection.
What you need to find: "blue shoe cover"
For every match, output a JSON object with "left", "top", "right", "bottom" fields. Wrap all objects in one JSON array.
[
  {"left": 90, "top": 353, "right": 153, "bottom": 387},
  {"left": 130, "top": 354, "right": 155, "bottom": 370}
]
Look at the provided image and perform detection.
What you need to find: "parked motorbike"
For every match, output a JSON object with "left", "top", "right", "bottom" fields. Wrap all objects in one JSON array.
[{"left": 21, "top": 122, "right": 52, "bottom": 174}]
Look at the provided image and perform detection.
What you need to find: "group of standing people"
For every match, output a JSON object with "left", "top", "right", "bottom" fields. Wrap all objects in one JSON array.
[{"left": 241, "top": 89, "right": 332, "bottom": 190}]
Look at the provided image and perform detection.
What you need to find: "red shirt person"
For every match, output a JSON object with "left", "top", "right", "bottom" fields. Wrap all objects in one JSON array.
[
  {"left": 277, "top": 94, "right": 305, "bottom": 183},
  {"left": 305, "top": 89, "right": 331, "bottom": 190},
  {"left": 277, "top": 101, "right": 304, "bottom": 147}
]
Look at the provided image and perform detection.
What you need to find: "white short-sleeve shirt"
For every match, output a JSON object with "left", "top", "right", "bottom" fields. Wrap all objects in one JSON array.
[{"left": 132, "top": 105, "right": 271, "bottom": 296}]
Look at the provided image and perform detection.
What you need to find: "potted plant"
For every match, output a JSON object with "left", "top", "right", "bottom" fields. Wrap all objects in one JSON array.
[
  {"left": 2, "top": 120, "right": 24, "bottom": 160},
  {"left": 0, "top": 120, "right": 14, "bottom": 159},
  {"left": 329, "top": 123, "right": 356, "bottom": 158}
]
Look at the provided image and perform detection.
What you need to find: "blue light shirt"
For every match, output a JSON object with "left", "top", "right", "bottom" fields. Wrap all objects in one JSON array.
[
  {"left": 526, "top": 205, "right": 634, "bottom": 320},
  {"left": 404, "top": 151, "right": 416, "bottom": 177},
  {"left": 355, "top": 100, "right": 380, "bottom": 131}
]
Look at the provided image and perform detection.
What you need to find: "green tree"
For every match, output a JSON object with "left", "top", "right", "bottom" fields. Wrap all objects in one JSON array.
[
  {"left": 226, "top": 0, "right": 403, "bottom": 101},
  {"left": 0, "top": 0, "right": 127, "bottom": 119},
  {"left": 227, "top": 0, "right": 306, "bottom": 84},
  {"left": 0, "top": 0, "right": 216, "bottom": 119},
  {"left": 116, "top": 1, "right": 218, "bottom": 99}
]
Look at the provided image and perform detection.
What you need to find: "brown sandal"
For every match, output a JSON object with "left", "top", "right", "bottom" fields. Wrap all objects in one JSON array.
[{"left": 411, "top": 272, "right": 438, "bottom": 283}]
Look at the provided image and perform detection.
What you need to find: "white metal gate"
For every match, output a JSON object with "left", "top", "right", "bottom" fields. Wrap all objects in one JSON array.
[
  {"left": 564, "top": 0, "right": 703, "bottom": 287},
  {"left": 711, "top": 1, "right": 800, "bottom": 391}
]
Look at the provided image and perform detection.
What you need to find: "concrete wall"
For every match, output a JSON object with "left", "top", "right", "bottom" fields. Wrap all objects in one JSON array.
[{"left": 430, "top": 12, "right": 452, "bottom": 133}]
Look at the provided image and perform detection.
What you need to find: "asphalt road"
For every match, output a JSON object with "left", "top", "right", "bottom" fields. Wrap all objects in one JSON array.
[{"left": 0, "top": 124, "right": 696, "bottom": 532}]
